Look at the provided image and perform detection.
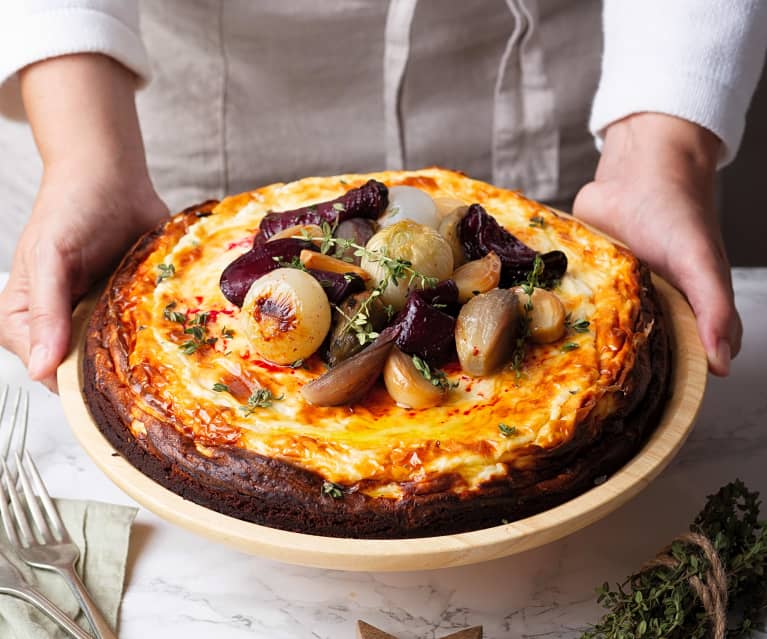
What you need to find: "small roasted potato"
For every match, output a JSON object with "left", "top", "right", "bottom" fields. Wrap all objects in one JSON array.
[
  {"left": 512, "top": 286, "right": 566, "bottom": 344},
  {"left": 452, "top": 251, "right": 501, "bottom": 303},
  {"left": 455, "top": 288, "right": 520, "bottom": 376},
  {"left": 383, "top": 347, "right": 446, "bottom": 409}
]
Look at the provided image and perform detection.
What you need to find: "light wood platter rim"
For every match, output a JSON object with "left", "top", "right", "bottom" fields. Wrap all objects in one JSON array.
[{"left": 58, "top": 274, "right": 706, "bottom": 572}]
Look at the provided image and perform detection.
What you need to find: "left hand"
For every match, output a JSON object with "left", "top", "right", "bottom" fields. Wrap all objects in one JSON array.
[{"left": 573, "top": 112, "right": 742, "bottom": 376}]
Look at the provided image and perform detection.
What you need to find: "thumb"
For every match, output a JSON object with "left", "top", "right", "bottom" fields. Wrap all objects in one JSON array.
[
  {"left": 27, "top": 246, "right": 73, "bottom": 384},
  {"left": 572, "top": 182, "right": 623, "bottom": 240}
]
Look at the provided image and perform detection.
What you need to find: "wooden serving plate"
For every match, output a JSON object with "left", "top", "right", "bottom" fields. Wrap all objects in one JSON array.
[{"left": 58, "top": 275, "right": 706, "bottom": 572}]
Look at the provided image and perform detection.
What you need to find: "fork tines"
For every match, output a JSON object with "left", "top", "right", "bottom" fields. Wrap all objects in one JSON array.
[{"left": 0, "top": 452, "right": 68, "bottom": 548}]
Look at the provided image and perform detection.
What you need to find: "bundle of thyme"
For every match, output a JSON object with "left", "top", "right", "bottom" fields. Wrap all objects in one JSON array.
[{"left": 582, "top": 480, "right": 767, "bottom": 638}]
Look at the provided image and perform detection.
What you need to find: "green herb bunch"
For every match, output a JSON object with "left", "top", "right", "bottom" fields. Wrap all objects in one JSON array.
[{"left": 582, "top": 480, "right": 767, "bottom": 639}]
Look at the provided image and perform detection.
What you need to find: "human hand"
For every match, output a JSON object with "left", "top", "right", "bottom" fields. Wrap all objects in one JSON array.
[
  {"left": 0, "top": 170, "right": 167, "bottom": 391},
  {"left": 573, "top": 112, "right": 742, "bottom": 376},
  {"left": 0, "top": 54, "right": 168, "bottom": 391}
]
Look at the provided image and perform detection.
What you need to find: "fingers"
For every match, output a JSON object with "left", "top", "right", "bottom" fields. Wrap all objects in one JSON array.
[
  {"left": 673, "top": 248, "right": 742, "bottom": 376},
  {"left": 0, "top": 282, "right": 31, "bottom": 365},
  {"left": 573, "top": 180, "right": 741, "bottom": 377},
  {"left": 27, "top": 243, "right": 73, "bottom": 382}
]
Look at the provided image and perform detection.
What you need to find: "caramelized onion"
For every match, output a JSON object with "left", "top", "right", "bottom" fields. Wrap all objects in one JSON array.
[
  {"left": 455, "top": 288, "right": 520, "bottom": 376},
  {"left": 242, "top": 268, "right": 331, "bottom": 364},
  {"left": 301, "top": 332, "right": 396, "bottom": 406}
]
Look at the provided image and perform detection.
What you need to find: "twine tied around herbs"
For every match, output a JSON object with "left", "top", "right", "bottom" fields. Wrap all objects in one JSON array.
[{"left": 641, "top": 531, "right": 728, "bottom": 639}]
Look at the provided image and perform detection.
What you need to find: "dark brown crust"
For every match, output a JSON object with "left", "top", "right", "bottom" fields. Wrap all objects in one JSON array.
[{"left": 83, "top": 201, "right": 670, "bottom": 539}]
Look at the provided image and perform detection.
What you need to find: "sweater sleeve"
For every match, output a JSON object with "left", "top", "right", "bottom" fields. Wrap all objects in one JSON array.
[
  {"left": 0, "top": 1, "right": 150, "bottom": 120},
  {"left": 590, "top": 0, "right": 767, "bottom": 167}
]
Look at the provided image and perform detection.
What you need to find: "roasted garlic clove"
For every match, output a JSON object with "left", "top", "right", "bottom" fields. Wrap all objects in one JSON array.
[
  {"left": 512, "top": 286, "right": 566, "bottom": 344},
  {"left": 383, "top": 347, "right": 446, "bottom": 409},
  {"left": 455, "top": 288, "right": 520, "bottom": 376},
  {"left": 452, "top": 251, "right": 502, "bottom": 303},
  {"left": 242, "top": 268, "right": 331, "bottom": 364}
]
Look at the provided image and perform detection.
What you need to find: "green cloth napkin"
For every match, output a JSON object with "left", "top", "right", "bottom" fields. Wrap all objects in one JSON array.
[{"left": 0, "top": 498, "right": 137, "bottom": 638}]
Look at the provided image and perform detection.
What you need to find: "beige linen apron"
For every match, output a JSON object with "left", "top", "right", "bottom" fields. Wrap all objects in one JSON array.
[{"left": 0, "top": 0, "right": 601, "bottom": 270}]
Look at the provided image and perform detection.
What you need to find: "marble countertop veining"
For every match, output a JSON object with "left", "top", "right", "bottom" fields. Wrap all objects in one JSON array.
[{"left": 0, "top": 269, "right": 765, "bottom": 639}]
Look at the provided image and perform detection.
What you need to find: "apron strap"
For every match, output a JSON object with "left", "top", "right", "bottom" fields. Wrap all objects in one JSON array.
[
  {"left": 384, "top": 0, "right": 418, "bottom": 170},
  {"left": 493, "top": 0, "right": 559, "bottom": 200}
]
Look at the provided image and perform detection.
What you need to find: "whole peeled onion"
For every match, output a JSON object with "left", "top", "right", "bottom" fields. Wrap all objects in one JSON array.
[{"left": 360, "top": 220, "right": 454, "bottom": 311}]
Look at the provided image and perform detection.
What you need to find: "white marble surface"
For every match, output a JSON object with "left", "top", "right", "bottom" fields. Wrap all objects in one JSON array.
[{"left": 1, "top": 269, "right": 766, "bottom": 639}]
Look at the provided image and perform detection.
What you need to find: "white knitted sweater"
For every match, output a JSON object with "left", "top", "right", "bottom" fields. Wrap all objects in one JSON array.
[{"left": 0, "top": 0, "right": 765, "bottom": 165}]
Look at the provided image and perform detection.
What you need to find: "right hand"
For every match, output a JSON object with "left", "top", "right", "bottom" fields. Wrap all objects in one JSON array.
[
  {"left": 0, "top": 168, "right": 167, "bottom": 392},
  {"left": 0, "top": 53, "right": 168, "bottom": 391}
]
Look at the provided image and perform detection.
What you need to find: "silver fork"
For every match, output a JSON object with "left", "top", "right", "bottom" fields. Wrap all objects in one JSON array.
[
  {"left": 0, "top": 546, "right": 93, "bottom": 639},
  {"left": 0, "top": 388, "right": 116, "bottom": 639}
]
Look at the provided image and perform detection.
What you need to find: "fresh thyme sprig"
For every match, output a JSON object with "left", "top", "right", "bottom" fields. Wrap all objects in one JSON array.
[
  {"left": 510, "top": 255, "right": 545, "bottom": 377},
  {"left": 306, "top": 224, "right": 438, "bottom": 289},
  {"left": 180, "top": 311, "right": 217, "bottom": 354},
  {"left": 163, "top": 301, "right": 186, "bottom": 324},
  {"left": 334, "top": 292, "right": 383, "bottom": 346},
  {"left": 498, "top": 423, "right": 517, "bottom": 437},
  {"left": 566, "top": 314, "right": 591, "bottom": 333},
  {"left": 321, "top": 480, "right": 344, "bottom": 499},
  {"left": 238, "top": 388, "right": 284, "bottom": 416},
  {"left": 156, "top": 263, "right": 175, "bottom": 283},
  {"left": 306, "top": 224, "right": 435, "bottom": 346},
  {"left": 582, "top": 480, "right": 767, "bottom": 639},
  {"left": 411, "top": 355, "right": 456, "bottom": 391}
]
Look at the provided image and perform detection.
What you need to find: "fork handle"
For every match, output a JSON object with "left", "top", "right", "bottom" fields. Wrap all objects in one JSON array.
[
  {"left": 56, "top": 564, "right": 117, "bottom": 639},
  {"left": 10, "top": 586, "right": 94, "bottom": 639}
]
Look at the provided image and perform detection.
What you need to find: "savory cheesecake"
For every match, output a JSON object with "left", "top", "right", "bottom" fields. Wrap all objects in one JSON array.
[{"left": 83, "top": 168, "right": 669, "bottom": 538}]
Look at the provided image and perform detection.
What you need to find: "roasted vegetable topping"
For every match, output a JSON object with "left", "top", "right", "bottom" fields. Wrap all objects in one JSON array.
[
  {"left": 458, "top": 204, "right": 567, "bottom": 287},
  {"left": 455, "top": 288, "right": 520, "bottom": 376},
  {"left": 242, "top": 268, "right": 331, "bottom": 365},
  {"left": 361, "top": 220, "right": 453, "bottom": 311},
  {"left": 220, "top": 238, "right": 317, "bottom": 306},
  {"left": 259, "top": 179, "right": 388, "bottom": 239},
  {"left": 326, "top": 290, "right": 390, "bottom": 367},
  {"left": 301, "top": 331, "right": 396, "bottom": 406},
  {"left": 390, "top": 288, "right": 457, "bottom": 367},
  {"left": 383, "top": 347, "right": 447, "bottom": 409}
]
